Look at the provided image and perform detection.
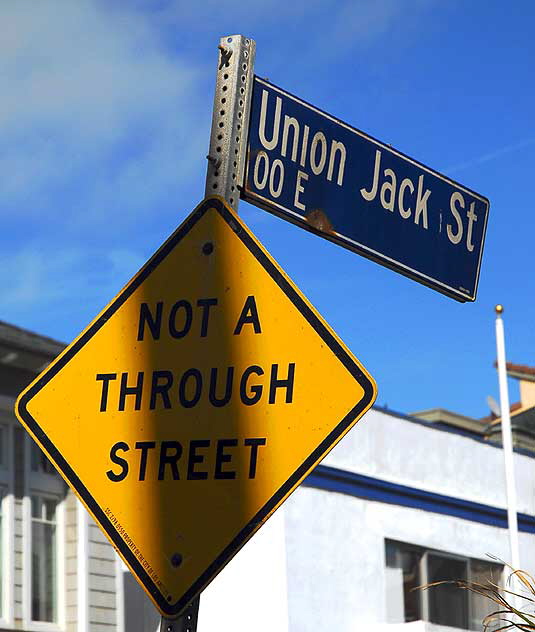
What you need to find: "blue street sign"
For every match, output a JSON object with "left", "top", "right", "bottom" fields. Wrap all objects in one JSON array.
[{"left": 242, "top": 77, "right": 490, "bottom": 302}]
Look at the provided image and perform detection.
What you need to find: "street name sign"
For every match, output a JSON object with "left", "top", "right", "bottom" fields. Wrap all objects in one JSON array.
[
  {"left": 242, "top": 77, "right": 490, "bottom": 302},
  {"left": 15, "top": 197, "right": 376, "bottom": 617}
]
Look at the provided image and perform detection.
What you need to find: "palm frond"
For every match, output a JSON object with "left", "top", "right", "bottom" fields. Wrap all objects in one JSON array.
[{"left": 416, "top": 564, "right": 535, "bottom": 631}]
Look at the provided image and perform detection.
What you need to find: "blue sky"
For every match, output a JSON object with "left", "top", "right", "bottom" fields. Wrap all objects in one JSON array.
[{"left": 2, "top": 0, "right": 534, "bottom": 419}]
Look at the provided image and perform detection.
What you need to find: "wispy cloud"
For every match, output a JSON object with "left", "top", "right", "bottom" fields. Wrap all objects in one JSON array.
[{"left": 443, "top": 136, "right": 535, "bottom": 175}]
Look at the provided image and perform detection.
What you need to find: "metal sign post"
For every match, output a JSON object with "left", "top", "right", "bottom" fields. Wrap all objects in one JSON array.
[{"left": 159, "top": 33, "right": 256, "bottom": 632}]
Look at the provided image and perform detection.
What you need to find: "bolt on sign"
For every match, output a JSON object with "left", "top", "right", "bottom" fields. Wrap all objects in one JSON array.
[{"left": 15, "top": 197, "right": 376, "bottom": 617}]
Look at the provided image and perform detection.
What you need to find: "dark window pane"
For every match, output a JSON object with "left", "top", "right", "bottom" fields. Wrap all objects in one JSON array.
[
  {"left": 0, "top": 426, "right": 5, "bottom": 467},
  {"left": 470, "top": 559, "right": 502, "bottom": 630},
  {"left": 428, "top": 554, "right": 468, "bottom": 629},
  {"left": 44, "top": 499, "right": 57, "bottom": 522},
  {"left": 31, "top": 443, "right": 58, "bottom": 476},
  {"left": 31, "top": 522, "right": 56, "bottom": 622},
  {"left": 31, "top": 496, "right": 40, "bottom": 519},
  {"left": 0, "top": 513, "right": 2, "bottom": 617},
  {"left": 385, "top": 541, "right": 422, "bottom": 622}
]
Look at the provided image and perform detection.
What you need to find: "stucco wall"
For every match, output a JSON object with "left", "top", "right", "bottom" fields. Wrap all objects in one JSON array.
[{"left": 284, "top": 408, "right": 535, "bottom": 631}]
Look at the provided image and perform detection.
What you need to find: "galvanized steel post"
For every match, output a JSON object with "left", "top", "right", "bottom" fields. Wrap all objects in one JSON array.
[
  {"left": 158, "top": 33, "right": 256, "bottom": 632},
  {"left": 205, "top": 34, "right": 256, "bottom": 210}
]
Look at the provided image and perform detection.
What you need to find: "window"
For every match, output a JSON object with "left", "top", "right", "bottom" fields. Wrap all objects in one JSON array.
[
  {"left": 31, "top": 496, "right": 57, "bottom": 623},
  {"left": 26, "top": 433, "right": 65, "bottom": 628},
  {"left": 386, "top": 540, "right": 502, "bottom": 630},
  {"left": 31, "top": 442, "right": 58, "bottom": 476},
  {"left": 0, "top": 425, "right": 7, "bottom": 469},
  {"left": 0, "top": 487, "right": 4, "bottom": 618}
]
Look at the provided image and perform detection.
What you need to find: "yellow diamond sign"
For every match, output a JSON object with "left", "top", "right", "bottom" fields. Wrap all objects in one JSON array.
[{"left": 15, "top": 196, "right": 376, "bottom": 617}]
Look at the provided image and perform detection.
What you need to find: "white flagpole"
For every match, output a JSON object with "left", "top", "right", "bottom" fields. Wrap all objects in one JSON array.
[{"left": 494, "top": 305, "right": 521, "bottom": 590}]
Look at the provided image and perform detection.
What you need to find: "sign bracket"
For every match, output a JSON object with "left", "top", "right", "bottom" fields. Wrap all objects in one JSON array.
[{"left": 159, "top": 33, "right": 256, "bottom": 631}]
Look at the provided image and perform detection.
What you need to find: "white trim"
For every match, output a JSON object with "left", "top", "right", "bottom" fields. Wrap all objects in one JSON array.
[
  {"left": 115, "top": 556, "right": 125, "bottom": 632},
  {"left": 0, "top": 422, "right": 16, "bottom": 628},
  {"left": 23, "top": 434, "right": 66, "bottom": 632},
  {"left": 77, "top": 502, "right": 89, "bottom": 632},
  {"left": 22, "top": 477, "right": 31, "bottom": 630}
]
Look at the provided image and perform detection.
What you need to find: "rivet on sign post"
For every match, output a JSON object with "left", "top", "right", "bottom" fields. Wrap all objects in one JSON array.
[{"left": 158, "top": 33, "right": 256, "bottom": 632}]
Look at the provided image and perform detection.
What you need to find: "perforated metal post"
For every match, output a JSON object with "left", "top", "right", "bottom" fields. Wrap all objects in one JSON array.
[
  {"left": 158, "top": 34, "right": 256, "bottom": 632},
  {"left": 159, "top": 598, "right": 199, "bottom": 632},
  {"left": 205, "top": 34, "right": 256, "bottom": 210}
]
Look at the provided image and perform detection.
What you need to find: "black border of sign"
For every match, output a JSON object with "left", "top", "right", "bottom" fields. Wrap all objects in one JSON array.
[
  {"left": 241, "top": 77, "right": 491, "bottom": 303},
  {"left": 16, "top": 196, "right": 376, "bottom": 617}
]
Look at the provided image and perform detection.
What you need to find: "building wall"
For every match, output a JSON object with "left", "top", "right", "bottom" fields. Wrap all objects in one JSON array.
[
  {"left": 0, "top": 391, "right": 123, "bottom": 632},
  {"left": 2, "top": 317, "right": 534, "bottom": 632},
  {"left": 284, "top": 407, "right": 535, "bottom": 631},
  {"left": 87, "top": 519, "right": 117, "bottom": 632},
  {"left": 323, "top": 407, "right": 535, "bottom": 516}
]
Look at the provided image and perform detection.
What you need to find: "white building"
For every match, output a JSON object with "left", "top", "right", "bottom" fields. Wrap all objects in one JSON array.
[{"left": 1, "top": 320, "right": 533, "bottom": 632}]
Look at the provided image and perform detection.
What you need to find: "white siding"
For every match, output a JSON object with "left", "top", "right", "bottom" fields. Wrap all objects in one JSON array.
[
  {"left": 65, "top": 490, "right": 78, "bottom": 632},
  {"left": 88, "top": 520, "right": 117, "bottom": 631}
]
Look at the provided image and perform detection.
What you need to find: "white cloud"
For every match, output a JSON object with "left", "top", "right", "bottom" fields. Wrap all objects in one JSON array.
[
  {"left": 0, "top": 244, "right": 144, "bottom": 313},
  {"left": 0, "top": 1, "right": 204, "bottom": 209}
]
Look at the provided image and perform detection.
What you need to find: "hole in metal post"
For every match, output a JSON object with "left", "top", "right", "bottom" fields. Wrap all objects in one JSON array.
[
  {"left": 202, "top": 242, "right": 214, "bottom": 255},
  {"left": 227, "top": 37, "right": 232, "bottom": 43}
]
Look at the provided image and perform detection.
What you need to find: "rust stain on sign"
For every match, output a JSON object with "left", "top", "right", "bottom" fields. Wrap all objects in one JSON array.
[{"left": 305, "top": 209, "right": 334, "bottom": 235}]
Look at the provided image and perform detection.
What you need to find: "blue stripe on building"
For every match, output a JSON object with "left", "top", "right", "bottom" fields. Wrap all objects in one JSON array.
[{"left": 305, "top": 464, "right": 535, "bottom": 534}]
